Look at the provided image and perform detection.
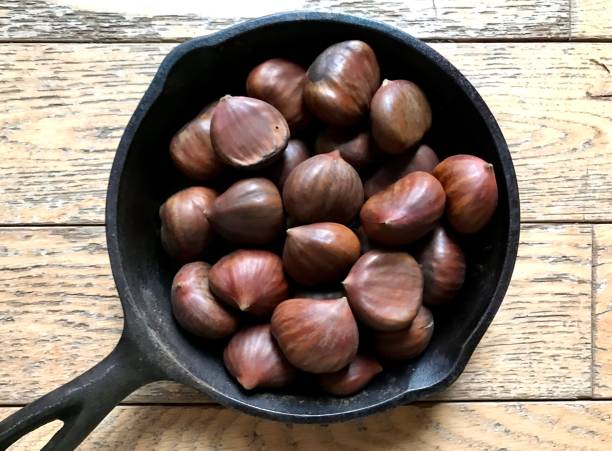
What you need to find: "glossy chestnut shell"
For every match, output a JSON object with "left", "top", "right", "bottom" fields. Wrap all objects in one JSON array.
[
  {"left": 343, "top": 250, "right": 423, "bottom": 331},
  {"left": 370, "top": 79, "right": 432, "bottom": 154},
  {"left": 171, "top": 262, "right": 239, "bottom": 340},
  {"left": 283, "top": 151, "right": 364, "bottom": 225},
  {"left": 372, "top": 306, "right": 434, "bottom": 360},
  {"left": 304, "top": 40, "right": 380, "bottom": 126},
  {"left": 433, "top": 155, "right": 498, "bottom": 234},
  {"left": 159, "top": 186, "right": 217, "bottom": 263},
  {"left": 266, "top": 139, "right": 310, "bottom": 189},
  {"left": 271, "top": 297, "right": 359, "bottom": 373},
  {"left": 317, "top": 355, "right": 382, "bottom": 396},
  {"left": 360, "top": 171, "right": 445, "bottom": 245},
  {"left": 210, "top": 95, "right": 289, "bottom": 168},
  {"left": 315, "top": 127, "right": 377, "bottom": 170}
]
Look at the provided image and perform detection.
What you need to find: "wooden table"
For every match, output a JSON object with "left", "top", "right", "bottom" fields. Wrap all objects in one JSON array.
[{"left": 1, "top": 1, "right": 611, "bottom": 449}]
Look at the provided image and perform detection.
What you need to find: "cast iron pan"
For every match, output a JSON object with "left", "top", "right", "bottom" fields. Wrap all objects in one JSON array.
[{"left": 0, "top": 11, "right": 520, "bottom": 450}]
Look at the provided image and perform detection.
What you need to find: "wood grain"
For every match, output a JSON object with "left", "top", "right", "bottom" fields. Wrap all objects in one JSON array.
[
  {"left": 0, "top": 0, "right": 571, "bottom": 42},
  {"left": 0, "top": 224, "right": 592, "bottom": 404},
  {"left": 2, "top": 402, "right": 612, "bottom": 450},
  {"left": 593, "top": 225, "right": 612, "bottom": 398},
  {"left": 1, "top": 43, "right": 610, "bottom": 224},
  {"left": 572, "top": 0, "right": 612, "bottom": 39}
]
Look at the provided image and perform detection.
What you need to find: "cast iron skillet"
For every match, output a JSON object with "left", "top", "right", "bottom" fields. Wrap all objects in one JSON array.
[{"left": 0, "top": 11, "right": 520, "bottom": 450}]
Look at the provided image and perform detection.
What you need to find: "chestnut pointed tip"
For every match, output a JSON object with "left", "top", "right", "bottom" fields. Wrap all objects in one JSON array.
[
  {"left": 220, "top": 94, "right": 232, "bottom": 102},
  {"left": 236, "top": 375, "right": 258, "bottom": 390}
]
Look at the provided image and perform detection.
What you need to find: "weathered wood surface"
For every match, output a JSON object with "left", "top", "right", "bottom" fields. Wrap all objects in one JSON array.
[
  {"left": 0, "top": 43, "right": 610, "bottom": 224},
  {"left": 593, "top": 225, "right": 612, "bottom": 398},
  {"left": 572, "top": 0, "right": 612, "bottom": 39},
  {"left": 0, "top": 224, "right": 592, "bottom": 404},
  {"left": 0, "top": 0, "right": 571, "bottom": 42},
  {"left": 2, "top": 402, "right": 612, "bottom": 450}
]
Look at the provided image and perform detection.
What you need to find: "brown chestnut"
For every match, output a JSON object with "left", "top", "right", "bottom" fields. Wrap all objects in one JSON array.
[
  {"left": 370, "top": 80, "right": 432, "bottom": 154},
  {"left": 360, "top": 171, "right": 445, "bottom": 245},
  {"left": 208, "top": 178, "right": 283, "bottom": 245},
  {"left": 171, "top": 262, "right": 238, "bottom": 340},
  {"left": 159, "top": 186, "right": 217, "bottom": 263},
  {"left": 224, "top": 324, "right": 297, "bottom": 390},
  {"left": 210, "top": 95, "right": 289, "bottom": 168},
  {"left": 169, "top": 102, "right": 225, "bottom": 181},
  {"left": 343, "top": 250, "right": 423, "bottom": 331},
  {"left": 246, "top": 59, "right": 310, "bottom": 131},
  {"left": 433, "top": 155, "right": 498, "bottom": 233},
  {"left": 283, "top": 222, "right": 360, "bottom": 286},
  {"left": 315, "top": 127, "right": 377, "bottom": 170},
  {"left": 417, "top": 226, "right": 466, "bottom": 306},
  {"left": 209, "top": 250, "right": 289, "bottom": 317},
  {"left": 317, "top": 355, "right": 382, "bottom": 396},
  {"left": 304, "top": 40, "right": 380, "bottom": 126},
  {"left": 271, "top": 297, "right": 359, "bottom": 373},
  {"left": 266, "top": 139, "right": 310, "bottom": 189},
  {"left": 372, "top": 306, "right": 434, "bottom": 360},
  {"left": 283, "top": 151, "right": 364, "bottom": 225},
  {"left": 364, "top": 144, "right": 439, "bottom": 198}
]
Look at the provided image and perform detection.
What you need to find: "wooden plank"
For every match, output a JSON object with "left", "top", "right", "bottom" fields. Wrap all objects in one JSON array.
[
  {"left": 572, "top": 0, "right": 612, "bottom": 39},
  {"left": 2, "top": 402, "right": 612, "bottom": 450},
  {"left": 0, "top": 0, "right": 570, "bottom": 42},
  {"left": 0, "top": 224, "right": 591, "bottom": 404},
  {"left": 1, "top": 43, "right": 611, "bottom": 224},
  {"left": 593, "top": 225, "right": 612, "bottom": 397}
]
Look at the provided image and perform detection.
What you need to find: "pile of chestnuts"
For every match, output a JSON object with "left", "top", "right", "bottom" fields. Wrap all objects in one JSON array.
[{"left": 161, "top": 40, "right": 498, "bottom": 396}]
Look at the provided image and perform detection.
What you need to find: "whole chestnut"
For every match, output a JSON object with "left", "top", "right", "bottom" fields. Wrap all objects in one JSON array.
[
  {"left": 372, "top": 306, "right": 434, "bottom": 360},
  {"left": 171, "top": 262, "right": 238, "bottom": 340},
  {"left": 417, "top": 226, "right": 466, "bottom": 306},
  {"left": 210, "top": 95, "right": 289, "bottom": 169},
  {"left": 317, "top": 355, "right": 382, "bottom": 396},
  {"left": 271, "top": 297, "right": 359, "bottom": 373},
  {"left": 370, "top": 80, "right": 432, "bottom": 154},
  {"left": 209, "top": 250, "right": 289, "bottom": 317},
  {"left": 360, "top": 171, "right": 445, "bottom": 245},
  {"left": 266, "top": 139, "right": 310, "bottom": 189},
  {"left": 343, "top": 250, "right": 423, "bottom": 331},
  {"left": 208, "top": 178, "right": 284, "bottom": 245},
  {"left": 304, "top": 40, "right": 380, "bottom": 127},
  {"left": 433, "top": 155, "right": 498, "bottom": 233},
  {"left": 283, "top": 222, "right": 360, "bottom": 286},
  {"left": 283, "top": 151, "right": 364, "bottom": 225},
  {"left": 315, "top": 127, "right": 377, "bottom": 170},
  {"left": 224, "top": 324, "right": 298, "bottom": 390},
  {"left": 169, "top": 101, "right": 225, "bottom": 181},
  {"left": 364, "top": 144, "right": 439, "bottom": 198},
  {"left": 246, "top": 59, "right": 310, "bottom": 131},
  {"left": 159, "top": 186, "right": 217, "bottom": 263}
]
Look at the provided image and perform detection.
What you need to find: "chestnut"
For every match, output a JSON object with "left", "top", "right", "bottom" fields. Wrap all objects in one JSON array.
[
  {"left": 208, "top": 178, "right": 283, "bottom": 245},
  {"left": 210, "top": 95, "right": 289, "bottom": 169},
  {"left": 304, "top": 40, "right": 380, "bottom": 126},
  {"left": 209, "top": 249, "right": 289, "bottom": 317},
  {"left": 283, "top": 151, "right": 364, "bottom": 225},
  {"left": 343, "top": 250, "right": 423, "bottom": 331},
  {"left": 433, "top": 155, "right": 498, "bottom": 234},
  {"left": 292, "top": 288, "right": 346, "bottom": 300},
  {"left": 370, "top": 80, "right": 432, "bottom": 154},
  {"left": 360, "top": 171, "right": 445, "bottom": 245},
  {"left": 315, "top": 127, "right": 377, "bottom": 170},
  {"left": 317, "top": 355, "right": 382, "bottom": 396},
  {"left": 372, "top": 306, "right": 434, "bottom": 360},
  {"left": 169, "top": 101, "right": 225, "bottom": 181},
  {"left": 283, "top": 222, "right": 360, "bottom": 286},
  {"left": 271, "top": 297, "right": 359, "bottom": 373},
  {"left": 224, "top": 324, "right": 298, "bottom": 390},
  {"left": 246, "top": 59, "right": 310, "bottom": 131},
  {"left": 417, "top": 226, "right": 466, "bottom": 306},
  {"left": 159, "top": 186, "right": 217, "bottom": 263},
  {"left": 364, "top": 144, "right": 439, "bottom": 198},
  {"left": 266, "top": 139, "right": 310, "bottom": 189},
  {"left": 171, "top": 262, "right": 238, "bottom": 340}
]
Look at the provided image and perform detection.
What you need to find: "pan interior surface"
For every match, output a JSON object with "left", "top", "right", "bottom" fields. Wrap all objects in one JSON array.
[{"left": 109, "top": 15, "right": 518, "bottom": 420}]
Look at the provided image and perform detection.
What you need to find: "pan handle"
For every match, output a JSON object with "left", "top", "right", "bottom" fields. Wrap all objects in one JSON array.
[{"left": 0, "top": 334, "right": 160, "bottom": 450}]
